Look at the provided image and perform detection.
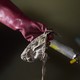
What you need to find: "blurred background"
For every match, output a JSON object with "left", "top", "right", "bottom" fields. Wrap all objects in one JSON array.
[{"left": 0, "top": 0, "right": 80, "bottom": 80}]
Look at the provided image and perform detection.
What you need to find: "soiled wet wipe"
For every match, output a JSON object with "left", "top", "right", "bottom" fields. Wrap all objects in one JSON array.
[{"left": 21, "top": 30, "right": 52, "bottom": 80}]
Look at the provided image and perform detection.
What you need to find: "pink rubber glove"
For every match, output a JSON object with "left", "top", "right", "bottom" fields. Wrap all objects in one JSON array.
[{"left": 0, "top": 0, "right": 47, "bottom": 42}]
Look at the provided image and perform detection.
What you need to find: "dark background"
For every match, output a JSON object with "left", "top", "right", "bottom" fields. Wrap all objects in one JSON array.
[{"left": 0, "top": 0, "right": 80, "bottom": 80}]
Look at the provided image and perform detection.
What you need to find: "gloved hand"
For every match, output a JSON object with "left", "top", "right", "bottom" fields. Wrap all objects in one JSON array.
[{"left": 0, "top": 0, "right": 47, "bottom": 42}]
